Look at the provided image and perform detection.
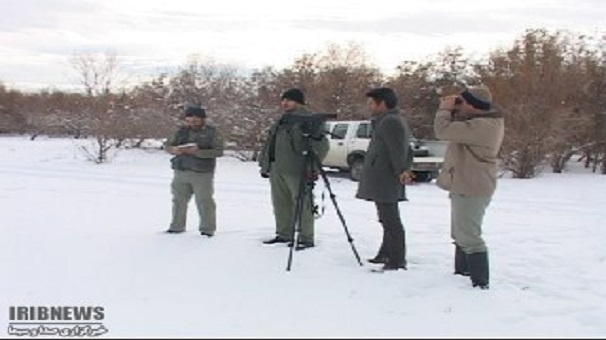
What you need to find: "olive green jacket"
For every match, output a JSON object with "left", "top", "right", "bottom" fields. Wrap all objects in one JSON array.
[
  {"left": 258, "top": 107, "right": 329, "bottom": 176},
  {"left": 166, "top": 124, "right": 224, "bottom": 173}
]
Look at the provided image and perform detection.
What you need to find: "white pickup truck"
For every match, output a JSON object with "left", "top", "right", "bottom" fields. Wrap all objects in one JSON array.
[{"left": 322, "top": 120, "right": 446, "bottom": 182}]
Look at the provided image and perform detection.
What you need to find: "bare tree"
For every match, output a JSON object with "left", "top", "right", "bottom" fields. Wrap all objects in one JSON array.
[
  {"left": 580, "top": 33, "right": 606, "bottom": 174},
  {"left": 126, "top": 74, "right": 176, "bottom": 146},
  {"left": 312, "top": 43, "right": 383, "bottom": 118},
  {"left": 3, "top": 27, "right": 603, "bottom": 177},
  {"left": 389, "top": 47, "right": 477, "bottom": 139},
  {"left": 235, "top": 67, "right": 282, "bottom": 160},
  {"left": 0, "top": 83, "right": 28, "bottom": 133},
  {"left": 69, "top": 51, "right": 126, "bottom": 163},
  {"left": 477, "top": 29, "right": 579, "bottom": 177},
  {"left": 166, "top": 55, "right": 244, "bottom": 144},
  {"left": 70, "top": 52, "right": 123, "bottom": 96}
]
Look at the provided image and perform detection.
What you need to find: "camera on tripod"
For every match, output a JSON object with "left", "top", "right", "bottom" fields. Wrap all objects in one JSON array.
[
  {"left": 278, "top": 110, "right": 362, "bottom": 271},
  {"left": 280, "top": 113, "right": 337, "bottom": 137}
]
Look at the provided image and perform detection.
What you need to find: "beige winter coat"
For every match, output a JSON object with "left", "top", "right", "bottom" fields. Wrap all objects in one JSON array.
[{"left": 434, "top": 109, "right": 504, "bottom": 197}]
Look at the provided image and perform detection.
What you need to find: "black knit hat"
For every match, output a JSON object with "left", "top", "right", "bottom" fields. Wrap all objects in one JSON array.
[
  {"left": 460, "top": 85, "right": 492, "bottom": 111},
  {"left": 281, "top": 88, "right": 305, "bottom": 105},
  {"left": 184, "top": 107, "right": 206, "bottom": 118}
]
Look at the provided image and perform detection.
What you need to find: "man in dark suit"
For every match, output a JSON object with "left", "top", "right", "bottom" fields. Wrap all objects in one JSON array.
[{"left": 355, "top": 88, "right": 413, "bottom": 271}]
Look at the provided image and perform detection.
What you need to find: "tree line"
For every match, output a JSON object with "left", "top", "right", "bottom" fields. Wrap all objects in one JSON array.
[{"left": 0, "top": 28, "right": 605, "bottom": 177}]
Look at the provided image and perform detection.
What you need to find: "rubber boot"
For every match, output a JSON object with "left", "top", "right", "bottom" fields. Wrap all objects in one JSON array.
[
  {"left": 468, "top": 252, "right": 489, "bottom": 290},
  {"left": 454, "top": 244, "right": 470, "bottom": 276}
]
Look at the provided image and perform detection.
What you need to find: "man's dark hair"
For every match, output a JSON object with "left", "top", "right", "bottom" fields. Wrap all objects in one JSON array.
[
  {"left": 366, "top": 87, "right": 398, "bottom": 109},
  {"left": 185, "top": 106, "right": 206, "bottom": 118},
  {"left": 281, "top": 88, "right": 305, "bottom": 105}
]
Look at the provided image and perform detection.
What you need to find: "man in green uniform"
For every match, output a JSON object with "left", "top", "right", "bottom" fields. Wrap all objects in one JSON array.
[
  {"left": 165, "top": 107, "right": 224, "bottom": 237},
  {"left": 258, "top": 89, "right": 329, "bottom": 250}
]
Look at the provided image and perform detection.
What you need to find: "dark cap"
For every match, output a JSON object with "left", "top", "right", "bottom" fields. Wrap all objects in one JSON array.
[
  {"left": 185, "top": 107, "right": 206, "bottom": 118},
  {"left": 460, "top": 85, "right": 492, "bottom": 111},
  {"left": 281, "top": 88, "right": 305, "bottom": 105}
]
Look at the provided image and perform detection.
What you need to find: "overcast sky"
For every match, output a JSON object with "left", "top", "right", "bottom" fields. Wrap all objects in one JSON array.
[{"left": 0, "top": 0, "right": 604, "bottom": 91}]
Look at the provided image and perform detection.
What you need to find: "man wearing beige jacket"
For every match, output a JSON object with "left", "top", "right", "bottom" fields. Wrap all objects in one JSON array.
[{"left": 434, "top": 85, "right": 504, "bottom": 290}]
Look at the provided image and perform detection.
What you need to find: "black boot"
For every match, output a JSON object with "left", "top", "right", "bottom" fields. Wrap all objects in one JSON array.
[
  {"left": 367, "top": 248, "right": 388, "bottom": 264},
  {"left": 368, "top": 229, "right": 388, "bottom": 264},
  {"left": 468, "top": 252, "right": 489, "bottom": 289},
  {"left": 382, "top": 261, "right": 407, "bottom": 271},
  {"left": 381, "top": 230, "right": 407, "bottom": 270},
  {"left": 454, "top": 244, "right": 470, "bottom": 276},
  {"left": 262, "top": 236, "right": 291, "bottom": 244}
]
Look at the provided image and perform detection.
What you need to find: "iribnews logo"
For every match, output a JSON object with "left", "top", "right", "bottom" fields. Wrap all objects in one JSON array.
[{"left": 7, "top": 306, "right": 108, "bottom": 337}]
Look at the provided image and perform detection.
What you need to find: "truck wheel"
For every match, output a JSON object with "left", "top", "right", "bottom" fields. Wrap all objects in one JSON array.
[
  {"left": 350, "top": 159, "right": 364, "bottom": 182},
  {"left": 413, "top": 171, "right": 433, "bottom": 183}
]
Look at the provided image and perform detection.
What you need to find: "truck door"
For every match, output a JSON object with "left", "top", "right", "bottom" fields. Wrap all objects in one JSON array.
[
  {"left": 347, "top": 122, "right": 372, "bottom": 181},
  {"left": 323, "top": 122, "right": 351, "bottom": 167},
  {"left": 351, "top": 121, "right": 371, "bottom": 151}
]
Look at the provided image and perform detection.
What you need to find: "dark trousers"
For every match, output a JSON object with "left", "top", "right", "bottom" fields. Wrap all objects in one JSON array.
[{"left": 375, "top": 202, "right": 407, "bottom": 266}]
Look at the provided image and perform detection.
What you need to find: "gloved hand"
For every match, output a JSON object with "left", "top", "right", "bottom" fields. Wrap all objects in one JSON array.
[
  {"left": 310, "top": 130, "right": 325, "bottom": 140},
  {"left": 260, "top": 171, "right": 270, "bottom": 179},
  {"left": 305, "top": 171, "right": 319, "bottom": 182}
]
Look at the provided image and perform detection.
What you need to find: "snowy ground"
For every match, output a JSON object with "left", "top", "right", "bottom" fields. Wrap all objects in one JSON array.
[{"left": 1, "top": 135, "right": 605, "bottom": 338}]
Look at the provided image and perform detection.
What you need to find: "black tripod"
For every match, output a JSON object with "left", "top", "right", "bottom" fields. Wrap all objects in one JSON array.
[{"left": 286, "top": 133, "right": 363, "bottom": 271}]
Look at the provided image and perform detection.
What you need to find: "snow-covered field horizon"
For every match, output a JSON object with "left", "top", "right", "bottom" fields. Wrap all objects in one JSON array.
[{"left": 1, "top": 135, "right": 605, "bottom": 338}]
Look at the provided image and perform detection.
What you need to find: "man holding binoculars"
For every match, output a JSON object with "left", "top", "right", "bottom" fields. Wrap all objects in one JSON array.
[{"left": 434, "top": 85, "right": 504, "bottom": 290}]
